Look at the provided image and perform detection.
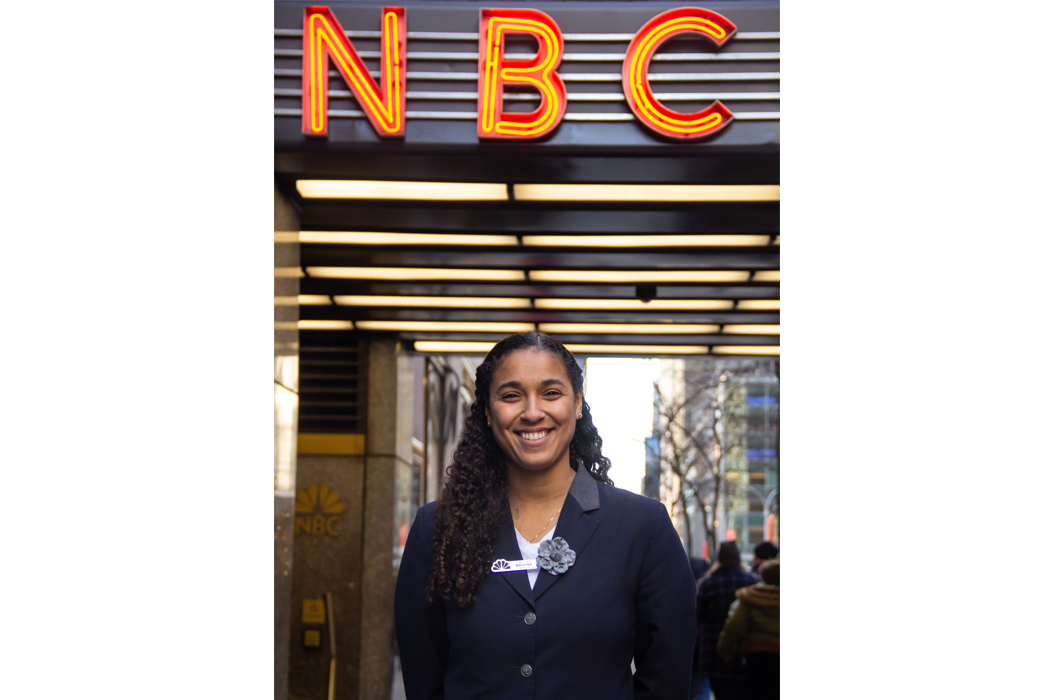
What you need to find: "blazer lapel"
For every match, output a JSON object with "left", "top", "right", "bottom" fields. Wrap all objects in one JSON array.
[
  {"left": 532, "top": 467, "right": 601, "bottom": 602},
  {"left": 492, "top": 510, "right": 535, "bottom": 607}
]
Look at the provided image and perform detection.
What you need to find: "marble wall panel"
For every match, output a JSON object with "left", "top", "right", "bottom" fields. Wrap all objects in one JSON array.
[
  {"left": 288, "top": 455, "right": 365, "bottom": 700},
  {"left": 358, "top": 339, "right": 399, "bottom": 700}
]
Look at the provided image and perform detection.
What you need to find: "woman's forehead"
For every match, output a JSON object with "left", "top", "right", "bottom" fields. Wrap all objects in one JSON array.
[{"left": 491, "top": 348, "right": 571, "bottom": 386}]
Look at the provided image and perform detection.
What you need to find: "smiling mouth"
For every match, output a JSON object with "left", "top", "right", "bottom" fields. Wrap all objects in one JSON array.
[{"left": 518, "top": 430, "right": 551, "bottom": 441}]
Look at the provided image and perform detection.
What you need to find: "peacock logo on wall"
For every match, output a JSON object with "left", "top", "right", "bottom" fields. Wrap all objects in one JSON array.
[{"left": 294, "top": 484, "right": 345, "bottom": 537}]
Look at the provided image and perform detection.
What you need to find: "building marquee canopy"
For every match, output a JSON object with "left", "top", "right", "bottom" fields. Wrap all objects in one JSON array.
[
  {"left": 275, "top": 1, "right": 780, "bottom": 149},
  {"left": 274, "top": 1, "right": 780, "bottom": 365}
]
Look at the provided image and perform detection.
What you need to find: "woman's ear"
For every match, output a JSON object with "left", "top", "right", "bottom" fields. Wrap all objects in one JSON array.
[{"left": 575, "top": 393, "right": 583, "bottom": 418}]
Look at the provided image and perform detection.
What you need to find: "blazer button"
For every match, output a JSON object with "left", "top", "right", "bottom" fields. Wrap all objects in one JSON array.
[
  {"left": 524, "top": 612, "right": 536, "bottom": 625},
  {"left": 520, "top": 664, "right": 533, "bottom": 677}
]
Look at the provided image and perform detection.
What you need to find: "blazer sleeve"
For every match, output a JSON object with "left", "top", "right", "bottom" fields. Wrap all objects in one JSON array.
[
  {"left": 394, "top": 505, "right": 448, "bottom": 700},
  {"left": 632, "top": 502, "right": 697, "bottom": 700},
  {"left": 717, "top": 598, "right": 748, "bottom": 661}
]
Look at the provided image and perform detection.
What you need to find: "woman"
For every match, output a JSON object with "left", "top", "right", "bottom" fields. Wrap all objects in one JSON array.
[
  {"left": 717, "top": 559, "right": 780, "bottom": 700},
  {"left": 394, "top": 332, "right": 696, "bottom": 700},
  {"left": 694, "top": 542, "right": 759, "bottom": 700}
]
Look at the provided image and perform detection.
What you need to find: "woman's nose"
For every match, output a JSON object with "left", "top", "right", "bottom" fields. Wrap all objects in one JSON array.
[{"left": 521, "top": 396, "right": 544, "bottom": 422}]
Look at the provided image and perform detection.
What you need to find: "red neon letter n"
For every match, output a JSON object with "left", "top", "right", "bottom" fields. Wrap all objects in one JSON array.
[{"left": 302, "top": 6, "right": 406, "bottom": 138}]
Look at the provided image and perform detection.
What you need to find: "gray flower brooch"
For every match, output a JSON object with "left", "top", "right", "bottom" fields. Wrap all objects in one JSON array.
[{"left": 537, "top": 537, "right": 576, "bottom": 575}]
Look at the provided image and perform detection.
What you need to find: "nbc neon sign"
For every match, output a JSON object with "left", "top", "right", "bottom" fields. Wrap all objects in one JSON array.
[{"left": 302, "top": 5, "right": 740, "bottom": 141}]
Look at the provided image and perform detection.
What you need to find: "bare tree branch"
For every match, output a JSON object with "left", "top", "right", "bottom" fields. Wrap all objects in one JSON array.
[{"left": 647, "top": 362, "right": 765, "bottom": 559}]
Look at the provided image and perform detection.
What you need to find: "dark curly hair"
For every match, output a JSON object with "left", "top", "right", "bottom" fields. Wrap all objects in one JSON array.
[{"left": 428, "top": 332, "right": 613, "bottom": 606}]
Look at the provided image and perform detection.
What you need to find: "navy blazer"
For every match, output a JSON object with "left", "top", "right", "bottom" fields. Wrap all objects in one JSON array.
[{"left": 394, "top": 467, "right": 697, "bottom": 700}]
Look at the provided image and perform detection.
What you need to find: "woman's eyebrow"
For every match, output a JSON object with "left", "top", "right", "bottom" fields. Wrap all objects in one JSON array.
[{"left": 494, "top": 378, "right": 567, "bottom": 393}]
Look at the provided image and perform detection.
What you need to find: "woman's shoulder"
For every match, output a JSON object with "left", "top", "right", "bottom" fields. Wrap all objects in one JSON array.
[
  {"left": 598, "top": 481, "right": 664, "bottom": 510},
  {"left": 595, "top": 481, "right": 669, "bottom": 528},
  {"left": 410, "top": 500, "right": 440, "bottom": 535}
]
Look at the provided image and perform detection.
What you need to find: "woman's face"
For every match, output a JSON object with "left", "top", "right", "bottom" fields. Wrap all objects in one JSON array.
[{"left": 485, "top": 348, "right": 583, "bottom": 475}]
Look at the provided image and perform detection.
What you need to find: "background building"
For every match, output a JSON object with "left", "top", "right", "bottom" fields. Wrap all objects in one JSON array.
[{"left": 647, "top": 357, "right": 778, "bottom": 564}]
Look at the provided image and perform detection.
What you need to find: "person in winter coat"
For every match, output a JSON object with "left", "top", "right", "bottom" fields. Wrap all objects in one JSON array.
[
  {"left": 694, "top": 542, "right": 759, "bottom": 700},
  {"left": 717, "top": 559, "right": 780, "bottom": 700}
]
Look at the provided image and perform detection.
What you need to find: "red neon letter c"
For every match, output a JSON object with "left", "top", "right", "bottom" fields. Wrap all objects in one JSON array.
[{"left": 623, "top": 8, "right": 737, "bottom": 140}]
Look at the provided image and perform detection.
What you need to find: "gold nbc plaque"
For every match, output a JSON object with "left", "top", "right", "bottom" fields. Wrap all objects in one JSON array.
[{"left": 294, "top": 484, "right": 345, "bottom": 537}]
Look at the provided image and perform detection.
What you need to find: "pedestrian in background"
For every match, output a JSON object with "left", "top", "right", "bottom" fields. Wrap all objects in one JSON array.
[
  {"left": 718, "top": 560, "right": 780, "bottom": 700},
  {"left": 688, "top": 556, "right": 712, "bottom": 700},
  {"left": 695, "top": 542, "right": 760, "bottom": 700},
  {"left": 690, "top": 556, "right": 711, "bottom": 581},
  {"left": 749, "top": 541, "right": 778, "bottom": 576}
]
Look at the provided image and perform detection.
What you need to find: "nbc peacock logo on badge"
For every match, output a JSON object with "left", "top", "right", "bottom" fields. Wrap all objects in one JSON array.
[{"left": 294, "top": 484, "right": 345, "bottom": 537}]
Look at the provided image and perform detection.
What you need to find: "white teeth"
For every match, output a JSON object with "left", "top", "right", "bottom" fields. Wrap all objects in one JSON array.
[{"left": 520, "top": 431, "right": 550, "bottom": 441}]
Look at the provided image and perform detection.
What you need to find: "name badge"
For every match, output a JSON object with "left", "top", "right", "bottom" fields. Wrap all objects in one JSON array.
[{"left": 490, "top": 558, "right": 537, "bottom": 573}]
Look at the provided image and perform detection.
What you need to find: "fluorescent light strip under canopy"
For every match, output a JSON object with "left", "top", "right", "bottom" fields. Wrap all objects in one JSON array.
[
  {"left": 414, "top": 341, "right": 496, "bottom": 353},
  {"left": 534, "top": 298, "right": 734, "bottom": 311},
  {"left": 413, "top": 341, "right": 709, "bottom": 355},
  {"left": 566, "top": 344, "right": 709, "bottom": 355},
  {"left": 296, "top": 180, "right": 509, "bottom": 201},
  {"left": 298, "top": 295, "right": 332, "bottom": 305},
  {"left": 334, "top": 295, "right": 531, "bottom": 309},
  {"left": 752, "top": 270, "right": 780, "bottom": 282},
  {"left": 355, "top": 321, "right": 536, "bottom": 333},
  {"left": 298, "top": 320, "right": 354, "bottom": 330},
  {"left": 521, "top": 234, "right": 772, "bottom": 247},
  {"left": 329, "top": 296, "right": 743, "bottom": 312},
  {"left": 300, "top": 231, "right": 519, "bottom": 246},
  {"left": 721, "top": 324, "right": 780, "bottom": 335},
  {"left": 529, "top": 270, "right": 751, "bottom": 283},
  {"left": 299, "top": 232, "right": 772, "bottom": 249},
  {"left": 712, "top": 345, "right": 780, "bottom": 356},
  {"left": 306, "top": 267, "right": 526, "bottom": 281},
  {"left": 736, "top": 299, "right": 780, "bottom": 311},
  {"left": 513, "top": 184, "right": 780, "bottom": 202},
  {"left": 539, "top": 323, "right": 719, "bottom": 334}
]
